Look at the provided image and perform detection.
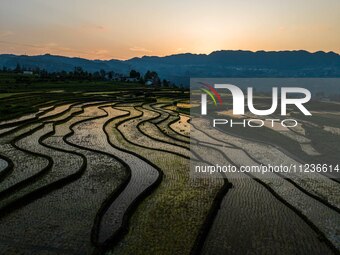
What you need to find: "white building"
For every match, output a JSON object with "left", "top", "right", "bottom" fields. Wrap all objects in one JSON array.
[{"left": 145, "top": 80, "right": 153, "bottom": 86}]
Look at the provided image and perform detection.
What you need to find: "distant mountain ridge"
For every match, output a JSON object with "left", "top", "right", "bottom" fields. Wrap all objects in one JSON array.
[
  {"left": 0, "top": 53, "right": 129, "bottom": 73},
  {"left": 1, "top": 50, "right": 340, "bottom": 84}
]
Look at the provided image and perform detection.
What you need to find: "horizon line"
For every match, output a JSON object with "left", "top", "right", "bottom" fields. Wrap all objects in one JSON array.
[{"left": 0, "top": 49, "right": 339, "bottom": 62}]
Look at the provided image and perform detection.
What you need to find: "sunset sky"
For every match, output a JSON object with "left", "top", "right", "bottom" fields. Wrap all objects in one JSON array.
[{"left": 0, "top": 0, "right": 339, "bottom": 60}]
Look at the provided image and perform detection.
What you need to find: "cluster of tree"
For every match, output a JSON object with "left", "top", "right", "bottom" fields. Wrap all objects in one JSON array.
[
  {"left": 129, "top": 70, "right": 141, "bottom": 79},
  {"left": 143, "top": 70, "right": 160, "bottom": 85},
  {"left": 2, "top": 64, "right": 122, "bottom": 82},
  {"left": 140, "top": 70, "right": 177, "bottom": 88},
  {"left": 126, "top": 69, "right": 177, "bottom": 87},
  {"left": 1, "top": 64, "right": 179, "bottom": 88}
]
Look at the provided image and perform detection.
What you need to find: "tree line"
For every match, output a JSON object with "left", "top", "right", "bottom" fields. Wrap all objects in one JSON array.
[{"left": 1, "top": 64, "right": 179, "bottom": 88}]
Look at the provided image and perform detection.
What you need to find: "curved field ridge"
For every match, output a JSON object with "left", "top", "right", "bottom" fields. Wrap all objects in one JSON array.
[
  {"left": 66, "top": 105, "right": 160, "bottom": 249},
  {"left": 0, "top": 103, "right": 130, "bottom": 254},
  {"left": 189, "top": 128, "right": 334, "bottom": 255},
  {"left": 0, "top": 156, "right": 12, "bottom": 182},
  {"left": 0, "top": 103, "right": 95, "bottom": 211},
  {"left": 0, "top": 96, "right": 339, "bottom": 255},
  {"left": 191, "top": 117, "right": 340, "bottom": 254},
  {"left": 106, "top": 105, "right": 223, "bottom": 255}
]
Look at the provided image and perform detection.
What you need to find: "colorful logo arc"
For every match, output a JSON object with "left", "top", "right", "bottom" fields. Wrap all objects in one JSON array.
[{"left": 199, "top": 82, "right": 223, "bottom": 106}]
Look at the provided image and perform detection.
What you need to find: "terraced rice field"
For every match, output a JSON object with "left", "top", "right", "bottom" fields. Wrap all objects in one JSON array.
[
  {"left": 0, "top": 92, "right": 339, "bottom": 255},
  {"left": 191, "top": 119, "right": 340, "bottom": 254}
]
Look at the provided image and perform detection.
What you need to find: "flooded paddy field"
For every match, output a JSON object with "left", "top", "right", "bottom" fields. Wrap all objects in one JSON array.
[{"left": 0, "top": 88, "right": 339, "bottom": 255}]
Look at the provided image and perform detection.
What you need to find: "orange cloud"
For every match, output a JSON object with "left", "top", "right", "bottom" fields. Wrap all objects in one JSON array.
[{"left": 129, "top": 46, "right": 152, "bottom": 53}]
